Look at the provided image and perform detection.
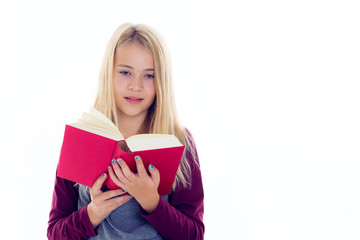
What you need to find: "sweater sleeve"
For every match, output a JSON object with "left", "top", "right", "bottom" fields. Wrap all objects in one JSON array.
[
  {"left": 47, "top": 174, "right": 97, "bottom": 239},
  {"left": 140, "top": 130, "right": 205, "bottom": 240}
]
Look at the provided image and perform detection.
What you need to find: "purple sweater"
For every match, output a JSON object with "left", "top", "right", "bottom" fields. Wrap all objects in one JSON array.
[{"left": 47, "top": 133, "right": 204, "bottom": 240}]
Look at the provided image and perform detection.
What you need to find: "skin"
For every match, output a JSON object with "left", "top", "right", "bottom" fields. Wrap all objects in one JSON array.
[
  {"left": 113, "top": 42, "right": 156, "bottom": 138},
  {"left": 87, "top": 43, "right": 160, "bottom": 229}
]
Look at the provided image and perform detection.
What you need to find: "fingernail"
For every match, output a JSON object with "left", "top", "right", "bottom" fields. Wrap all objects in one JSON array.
[
  {"left": 135, "top": 156, "right": 140, "bottom": 161},
  {"left": 121, "top": 189, "right": 126, "bottom": 193},
  {"left": 117, "top": 158, "right": 122, "bottom": 164},
  {"left": 108, "top": 166, "right": 111, "bottom": 171},
  {"left": 128, "top": 194, "right": 132, "bottom": 198},
  {"left": 112, "top": 159, "right": 116, "bottom": 165},
  {"left": 149, "top": 164, "right": 154, "bottom": 170},
  {"left": 102, "top": 173, "right": 107, "bottom": 177}
]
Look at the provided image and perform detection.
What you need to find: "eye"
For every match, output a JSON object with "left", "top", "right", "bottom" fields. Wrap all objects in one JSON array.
[
  {"left": 120, "top": 71, "right": 131, "bottom": 76},
  {"left": 145, "top": 74, "right": 154, "bottom": 79}
]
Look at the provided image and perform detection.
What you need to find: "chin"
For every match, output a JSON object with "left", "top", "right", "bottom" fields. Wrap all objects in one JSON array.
[{"left": 121, "top": 109, "right": 148, "bottom": 118}]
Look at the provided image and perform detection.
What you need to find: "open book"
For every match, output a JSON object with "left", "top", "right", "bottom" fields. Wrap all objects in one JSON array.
[{"left": 57, "top": 108, "right": 185, "bottom": 195}]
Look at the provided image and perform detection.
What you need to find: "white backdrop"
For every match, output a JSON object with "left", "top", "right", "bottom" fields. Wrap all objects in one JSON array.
[{"left": 1, "top": 0, "right": 359, "bottom": 239}]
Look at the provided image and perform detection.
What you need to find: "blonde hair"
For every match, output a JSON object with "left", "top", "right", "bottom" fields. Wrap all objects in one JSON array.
[{"left": 94, "top": 23, "right": 195, "bottom": 189}]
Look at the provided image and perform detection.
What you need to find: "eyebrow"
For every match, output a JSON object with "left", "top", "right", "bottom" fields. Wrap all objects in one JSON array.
[{"left": 116, "top": 64, "right": 154, "bottom": 71}]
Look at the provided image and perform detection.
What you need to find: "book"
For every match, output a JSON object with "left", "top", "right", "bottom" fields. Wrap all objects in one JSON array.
[{"left": 57, "top": 108, "right": 185, "bottom": 195}]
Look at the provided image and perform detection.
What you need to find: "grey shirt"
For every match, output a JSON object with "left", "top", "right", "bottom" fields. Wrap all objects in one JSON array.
[{"left": 77, "top": 184, "right": 166, "bottom": 240}]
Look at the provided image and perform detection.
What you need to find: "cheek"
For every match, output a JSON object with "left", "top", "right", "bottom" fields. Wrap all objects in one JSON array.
[
  {"left": 145, "top": 80, "right": 156, "bottom": 98},
  {"left": 113, "top": 89, "right": 124, "bottom": 108},
  {"left": 113, "top": 84, "right": 120, "bottom": 99},
  {"left": 113, "top": 79, "right": 127, "bottom": 94}
]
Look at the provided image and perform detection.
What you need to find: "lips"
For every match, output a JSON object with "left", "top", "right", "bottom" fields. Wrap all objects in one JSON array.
[{"left": 124, "top": 96, "right": 143, "bottom": 104}]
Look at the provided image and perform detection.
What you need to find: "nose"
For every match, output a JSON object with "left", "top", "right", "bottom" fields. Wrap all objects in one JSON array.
[{"left": 128, "top": 74, "right": 143, "bottom": 91}]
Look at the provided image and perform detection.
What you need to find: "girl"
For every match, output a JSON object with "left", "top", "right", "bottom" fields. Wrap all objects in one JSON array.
[{"left": 47, "top": 23, "right": 204, "bottom": 239}]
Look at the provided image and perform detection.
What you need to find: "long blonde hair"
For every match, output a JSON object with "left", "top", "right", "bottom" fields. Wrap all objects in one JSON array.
[{"left": 94, "top": 23, "right": 195, "bottom": 189}]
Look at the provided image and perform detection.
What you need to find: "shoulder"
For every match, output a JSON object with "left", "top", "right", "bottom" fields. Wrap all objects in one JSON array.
[
  {"left": 53, "top": 174, "right": 79, "bottom": 201},
  {"left": 183, "top": 128, "right": 199, "bottom": 166},
  {"left": 183, "top": 128, "right": 197, "bottom": 152},
  {"left": 184, "top": 128, "right": 195, "bottom": 142}
]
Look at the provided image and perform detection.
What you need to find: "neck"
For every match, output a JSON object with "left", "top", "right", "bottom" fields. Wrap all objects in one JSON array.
[{"left": 117, "top": 112, "right": 147, "bottom": 139}]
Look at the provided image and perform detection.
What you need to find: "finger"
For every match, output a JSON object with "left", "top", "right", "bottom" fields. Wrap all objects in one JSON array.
[
  {"left": 101, "top": 188, "right": 127, "bottom": 201},
  {"left": 112, "top": 158, "right": 131, "bottom": 183},
  {"left": 91, "top": 173, "right": 107, "bottom": 194},
  {"left": 91, "top": 187, "right": 125, "bottom": 204},
  {"left": 117, "top": 158, "right": 136, "bottom": 181},
  {"left": 106, "top": 194, "right": 132, "bottom": 210},
  {"left": 149, "top": 164, "right": 160, "bottom": 187},
  {"left": 134, "top": 155, "right": 147, "bottom": 178},
  {"left": 108, "top": 163, "right": 127, "bottom": 187}
]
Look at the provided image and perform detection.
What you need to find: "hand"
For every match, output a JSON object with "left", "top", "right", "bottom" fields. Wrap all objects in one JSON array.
[
  {"left": 108, "top": 156, "right": 160, "bottom": 214},
  {"left": 87, "top": 173, "right": 130, "bottom": 229}
]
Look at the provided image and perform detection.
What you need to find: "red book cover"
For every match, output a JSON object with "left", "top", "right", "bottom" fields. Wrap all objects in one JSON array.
[{"left": 57, "top": 125, "right": 185, "bottom": 195}]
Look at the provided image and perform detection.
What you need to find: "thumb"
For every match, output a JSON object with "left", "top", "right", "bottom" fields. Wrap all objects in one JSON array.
[
  {"left": 149, "top": 164, "right": 160, "bottom": 186},
  {"left": 91, "top": 173, "right": 107, "bottom": 194}
]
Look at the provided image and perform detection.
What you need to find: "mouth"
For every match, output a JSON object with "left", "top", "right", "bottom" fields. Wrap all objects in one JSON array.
[{"left": 124, "top": 96, "right": 144, "bottom": 104}]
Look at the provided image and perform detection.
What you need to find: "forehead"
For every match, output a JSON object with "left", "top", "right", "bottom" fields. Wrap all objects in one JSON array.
[{"left": 114, "top": 43, "right": 154, "bottom": 69}]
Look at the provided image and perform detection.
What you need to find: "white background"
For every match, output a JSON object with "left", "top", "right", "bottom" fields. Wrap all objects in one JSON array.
[{"left": 1, "top": 0, "right": 359, "bottom": 239}]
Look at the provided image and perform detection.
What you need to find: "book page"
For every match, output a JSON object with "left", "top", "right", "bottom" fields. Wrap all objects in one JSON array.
[
  {"left": 89, "top": 108, "right": 118, "bottom": 129},
  {"left": 69, "top": 108, "right": 124, "bottom": 141},
  {"left": 126, "top": 134, "right": 183, "bottom": 152},
  {"left": 68, "top": 108, "right": 183, "bottom": 149}
]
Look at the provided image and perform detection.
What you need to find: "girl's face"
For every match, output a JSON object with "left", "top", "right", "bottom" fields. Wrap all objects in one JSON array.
[{"left": 113, "top": 43, "right": 156, "bottom": 122}]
